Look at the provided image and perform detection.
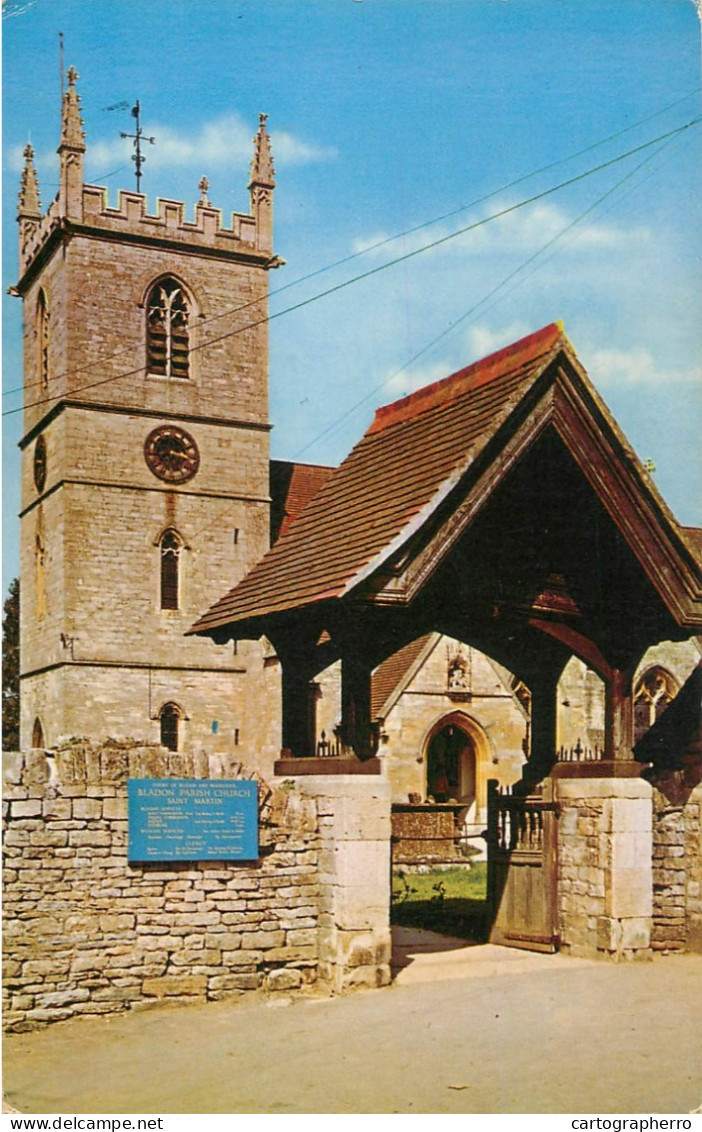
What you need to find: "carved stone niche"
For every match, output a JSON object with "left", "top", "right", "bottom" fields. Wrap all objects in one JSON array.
[{"left": 447, "top": 652, "right": 471, "bottom": 702}]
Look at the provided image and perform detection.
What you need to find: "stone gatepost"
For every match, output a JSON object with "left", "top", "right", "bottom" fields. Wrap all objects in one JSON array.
[
  {"left": 294, "top": 774, "right": 392, "bottom": 991},
  {"left": 554, "top": 766, "right": 652, "bottom": 960}
]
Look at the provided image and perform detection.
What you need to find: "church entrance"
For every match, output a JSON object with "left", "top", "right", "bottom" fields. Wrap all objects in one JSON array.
[
  {"left": 426, "top": 721, "right": 475, "bottom": 808},
  {"left": 391, "top": 716, "right": 488, "bottom": 942}
]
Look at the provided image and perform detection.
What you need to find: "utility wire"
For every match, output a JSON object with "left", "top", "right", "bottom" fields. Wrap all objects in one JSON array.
[
  {"left": 5, "top": 96, "right": 699, "bottom": 402},
  {"left": 5, "top": 114, "right": 699, "bottom": 420},
  {"left": 447, "top": 139, "right": 687, "bottom": 360},
  {"left": 265, "top": 87, "right": 701, "bottom": 300},
  {"left": 187, "top": 133, "right": 680, "bottom": 541},
  {"left": 292, "top": 134, "right": 680, "bottom": 458}
]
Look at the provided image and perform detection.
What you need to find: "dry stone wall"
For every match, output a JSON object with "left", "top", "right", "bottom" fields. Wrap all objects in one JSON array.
[
  {"left": 651, "top": 783, "right": 702, "bottom": 953},
  {"left": 3, "top": 741, "right": 320, "bottom": 1032}
]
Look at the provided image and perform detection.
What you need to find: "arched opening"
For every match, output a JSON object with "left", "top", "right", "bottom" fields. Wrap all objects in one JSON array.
[
  {"left": 36, "top": 289, "right": 49, "bottom": 390},
  {"left": 423, "top": 710, "right": 495, "bottom": 828},
  {"left": 392, "top": 714, "right": 490, "bottom": 944},
  {"left": 159, "top": 529, "right": 182, "bottom": 610},
  {"left": 31, "top": 717, "right": 45, "bottom": 748},
  {"left": 426, "top": 721, "right": 476, "bottom": 811},
  {"left": 159, "top": 702, "right": 182, "bottom": 752},
  {"left": 146, "top": 277, "right": 190, "bottom": 379},
  {"left": 634, "top": 666, "right": 678, "bottom": 743}
]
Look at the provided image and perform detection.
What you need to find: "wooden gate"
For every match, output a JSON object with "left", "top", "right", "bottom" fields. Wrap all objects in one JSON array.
[{"left": 486, "top": 779, "right": 559, "bottom": 953}]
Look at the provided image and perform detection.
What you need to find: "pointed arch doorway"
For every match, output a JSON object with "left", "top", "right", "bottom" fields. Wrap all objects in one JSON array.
[
  {"left": 426, "top": 721, "right": 475, "bottom": 805},
  {"left": 390, "top": 711, "right": 491, "bottom": 943},
  {"left": 424, "top": 711, "right": 491, "bottom": 832}
]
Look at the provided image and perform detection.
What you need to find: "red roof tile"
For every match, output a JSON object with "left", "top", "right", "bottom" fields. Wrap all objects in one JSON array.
[
  {"left": 270, "top": 460, "right": 334, "bottom": 543},
  {"left": 369, "top": 323, "right": 563, "bottom": 435},
  {"left": 190, "top": 323, "right": 565, "bottom": 636},
  {"left": 371, "top": 634, "right": 435, "bottom": 719}
]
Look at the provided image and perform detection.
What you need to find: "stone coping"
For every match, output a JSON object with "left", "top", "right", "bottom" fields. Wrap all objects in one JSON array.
[
  {"left": 551, "top": 760, "right": 646, "bottom": 779},
  {"left": 273, "top": 756, "right": 382, "bottom": 776},
  {"left": 391, "top": 802, "right": 466, "bottom": 813}
]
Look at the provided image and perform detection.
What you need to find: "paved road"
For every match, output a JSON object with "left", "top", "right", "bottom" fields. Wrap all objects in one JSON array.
[{"left": 4, "top": 931, "right": 702, "bottom": 1115}]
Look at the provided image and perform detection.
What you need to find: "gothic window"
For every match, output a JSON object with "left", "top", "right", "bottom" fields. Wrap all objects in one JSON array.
[
  {"left": 146, "top": 278, "right": 190, "bottom": 379},
  {"left": 159, "top": 702, "right": 181, "bottom": 752},
  {"left": 160, "top": 529, "right": 182, "bottom": 610},
  {"left": 634, "top": 667, "right": 678, "bottom": 743},
  {"left": 37, "top": 289, "right": 49, "bottom": 390},
  {"left": 32, "top": 718, "right": 45, "bottom": 749}
]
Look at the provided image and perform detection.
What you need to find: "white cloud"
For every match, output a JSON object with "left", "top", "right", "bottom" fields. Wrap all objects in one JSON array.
[
  {"left": 377, "top": 322, "right": 534, "bottom": 400},
  {"left": 6, "top": 113, "right": 336, "bottom": 175},
  {"left": 466, "top": 322, "right": 533, "bottom": 360},
  {"left": 382, "top": 358, "right": 451, "bottom": 397},
  {"left": 350, "top": 199, "right": 650, "bottom": 268},
  {"left": 586, "top": 345, "right": 700, "bottom": 388}
]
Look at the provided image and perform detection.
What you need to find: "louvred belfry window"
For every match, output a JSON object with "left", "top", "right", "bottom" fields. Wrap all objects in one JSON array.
[
  {"left": 160, "top": 530, "right": 181, "bottom": 610},
  {"left": 147, "top": 278, "right": 190, "bottom": 378}
]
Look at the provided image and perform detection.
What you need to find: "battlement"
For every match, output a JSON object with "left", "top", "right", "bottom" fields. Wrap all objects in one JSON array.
[
  {"left": 82, "top": 182, "right": 262, "bottom": 248},
  {"left": 17, "top": 69, "right": 276, "bottom": 283},
  {"left": 19, "top": 183, "right": 271, "bottom": 282}
]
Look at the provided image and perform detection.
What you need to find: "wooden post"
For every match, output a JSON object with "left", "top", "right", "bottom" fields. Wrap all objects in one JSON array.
[
  {"left": 526, "top": 672, "right": 559, "bottom": 786},
  {"left": 271, "top": 624, "right": 322, "bottom": 760},
  {"left": 605, "top": 666, "right": 635, "bottom": 761},
  {"left": 279, "top": 662, "right": 315, "bottom": 758},
  {"left": 340, "top": 652, "right": 374, "bottom": 761}
]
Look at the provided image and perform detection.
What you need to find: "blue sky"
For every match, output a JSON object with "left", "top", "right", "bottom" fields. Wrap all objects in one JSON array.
[{"left": 3, "top": 0, "right": 701, "bottom": 596}]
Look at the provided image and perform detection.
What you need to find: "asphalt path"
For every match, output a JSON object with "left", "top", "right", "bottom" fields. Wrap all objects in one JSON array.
[{"left": 4, "top": 931, "right": 701, "bottom": 1115}]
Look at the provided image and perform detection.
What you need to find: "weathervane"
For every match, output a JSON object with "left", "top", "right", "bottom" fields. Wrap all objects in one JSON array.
[{"left": 120, "top": 101, "right": 155, "bottom": 192}]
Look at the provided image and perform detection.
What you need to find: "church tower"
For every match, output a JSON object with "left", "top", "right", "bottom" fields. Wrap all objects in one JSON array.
[{"left": 16, "top": 69, "right": 280, "bottom": 759}]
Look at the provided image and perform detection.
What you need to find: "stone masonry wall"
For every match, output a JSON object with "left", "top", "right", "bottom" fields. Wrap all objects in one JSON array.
[
  {"left": 299, "top": 775, "right": 392, "bottom": 993},
  {"left": 652, "top": 790, "right": 687, "bottom": 952},
  {"left": 556, "top": 774, "right": 653, "bottom": 960},
  {"left": 652, "top": 783, "right": 702, "bottom": 953},
  {"left": 3, "top": 741, "right": 320, "bottom": 1032}
]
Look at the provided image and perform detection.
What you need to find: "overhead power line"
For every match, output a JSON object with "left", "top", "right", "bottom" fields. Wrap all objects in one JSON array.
[
  {"left": 5, "top": 114, "right": 700, "bottom": 421},
  {"left": 5, "top": 97, "right": 700, "bottom": 403},
  {"left": 185, "top": 132, "right": 684, "bottom": 540},
  {"left": 293, "top": 132, "right": 683, "bottom": 459}
]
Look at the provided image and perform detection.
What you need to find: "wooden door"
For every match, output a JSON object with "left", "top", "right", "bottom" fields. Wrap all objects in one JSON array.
[{"left": 486, "top": 779, "right": 559, "bottom": 953}]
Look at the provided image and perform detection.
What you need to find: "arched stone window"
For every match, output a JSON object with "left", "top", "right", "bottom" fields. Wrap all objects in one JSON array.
[
  {"left": 160, "top": 529, "right": 182, "bottom": 610},
  {"left": 146, "top": 277, "right": 190, "bottom": 379},
  {"left": 159, "top": 702, "right": 182, "bottom": 752},
  {"left": 32, "top": 717, "right": 45, "bottom": 749},
  {"left": 634, "top": 667, "right": 678, "bottom": 743},
  {"left": 37, "top": 289, "right": 49, "bottom": 390}
]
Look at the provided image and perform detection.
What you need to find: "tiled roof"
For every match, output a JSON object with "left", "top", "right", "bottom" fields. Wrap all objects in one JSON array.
[
  {"left": 270, "top": 460, "right": 334, "bottom": 543},
  {"left": 371, "top": 634, "right": 435, "bottom": 720},
  {"left": 191, "top": 322, "right": 565, "bottom": 636}
]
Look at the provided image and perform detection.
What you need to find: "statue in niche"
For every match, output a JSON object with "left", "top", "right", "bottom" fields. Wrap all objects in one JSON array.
[{"left": 447, "top": 654, "right": 468, "bottom": 692}]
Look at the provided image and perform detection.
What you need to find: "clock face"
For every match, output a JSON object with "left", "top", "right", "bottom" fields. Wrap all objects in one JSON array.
[
  {"left": 144, "top": 425, "right": 200, "bottom": 484},
  {"left": 34, "top": 435, "right": 47, "bottom": 493}
]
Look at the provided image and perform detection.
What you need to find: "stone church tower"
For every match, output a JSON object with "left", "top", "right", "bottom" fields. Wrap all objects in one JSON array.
[{"left": 16, "top": 68, "right": 280, "bottom": 759}]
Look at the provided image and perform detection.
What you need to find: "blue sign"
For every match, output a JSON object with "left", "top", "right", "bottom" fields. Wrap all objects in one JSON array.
[{"left": 128, "top": 778, "right": 258, "bottom": 862}]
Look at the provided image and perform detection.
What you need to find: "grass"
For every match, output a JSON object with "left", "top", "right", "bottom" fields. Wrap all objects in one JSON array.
[{"left": 391, "top": 863, "right": 488, "bottom": 941}]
